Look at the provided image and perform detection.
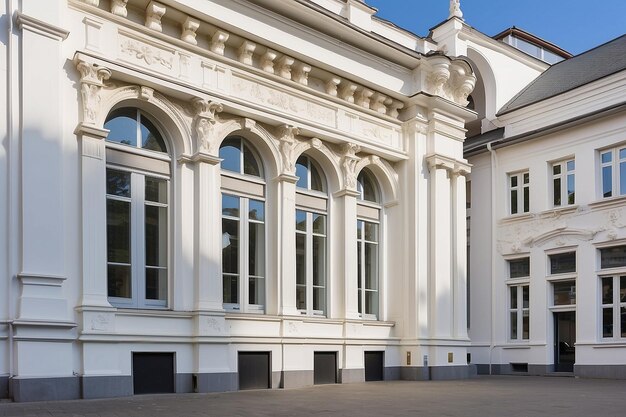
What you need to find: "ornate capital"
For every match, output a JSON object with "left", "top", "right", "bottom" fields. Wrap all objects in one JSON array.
[
  {"left": 75, "top": 58, "right": 112, "bottom": 125},
  {"left": 341, "top": 143, "right": 361, "bottom": 190},
  {"left": 276, "top": 125, "right": 301, "bottom": 175},
  {"left": 191, "top": 98, "right": 224, "bottom": 155}
]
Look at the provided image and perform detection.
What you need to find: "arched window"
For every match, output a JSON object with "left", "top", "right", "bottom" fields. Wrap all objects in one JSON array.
[
  {"left": 104, "top": 108, "right": 170, "bottom": 308},
  {"left": 220, "top": 136, "right": 266, "bottom": 313},
  {"left": 356, "top": 169, "right": 380, "bottom": 319},
  {"left": 295, "top": 154, "right": 327, "bottom": 316}
]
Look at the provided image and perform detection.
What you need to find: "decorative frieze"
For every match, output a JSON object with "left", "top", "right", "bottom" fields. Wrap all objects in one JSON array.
[
  {"left": 110, "top": 0, "right": 128, "bottom": 17},
  {"left": 210, "top": 30, "right": 229, "bottom": 55},
  {"left": 181, "top": 17, "right": 200, "bottom": 45},
  {"left": 238, "top": 40, "right": 256, "bottom": 65},
  {"left": 145, "top": 1, "right": 166, "bottom": 32}
]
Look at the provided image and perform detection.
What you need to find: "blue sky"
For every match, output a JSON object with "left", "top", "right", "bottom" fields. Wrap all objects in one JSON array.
[{"left": 366, "top": 0, "right": 626, "bottom": 55}]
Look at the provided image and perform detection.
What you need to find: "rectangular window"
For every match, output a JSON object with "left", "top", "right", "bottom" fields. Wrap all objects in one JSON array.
[
  {"left": 600, "top": 147, "right": 626, "bottom": 198},
  {"left": 553, "top": 281, "right": 576, "bottom": 306},
  {"left": 357, "top": 220, "right": 379, "bottom": 319},
  {"left": 222, "top": 194, "right": 265, "bottom": 312},
  {"left": 509, "top": 257, "right": 530, "bottom": 279},
  {"left": 600, "top": 245, "right": 626, "bottom": 269},
  {"left": 552, "top": 159, "right": 575, "bottom": 206},
  {"left": 549, "top": 252, "right": 576, "bottom": 275},
  {"left": 509, "top": 284, "right": 530, "bottom": 340},
  {"left": 509, "top": 171, "right": 530, "bottom": 215},
  {"left": 106, "top": 168, "right": 168, "bottom": 308},
  {"left": 296, "top": 209, "right": 327, "bottom": 316},
  {"left": 600, "top": 275, "right": 626, "bottom": 339}
]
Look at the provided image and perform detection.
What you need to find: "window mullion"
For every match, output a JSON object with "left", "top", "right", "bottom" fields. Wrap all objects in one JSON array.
[
  {"left": 241, "top": 198, "right": 249, "bottom": 312},
  {"left": 306, "top": 212, "right": 313, "bottom": 314}
]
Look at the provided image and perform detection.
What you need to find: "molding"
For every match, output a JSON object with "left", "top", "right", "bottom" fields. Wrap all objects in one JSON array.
[
  {"left": 589, "top": 195, "right": 626, "bottom": 211},
  {"left": 523, "top": 227, "right": 597, "bottom": 248},
  {"left": 15, "top": 12, "right": 70, "bottom": 41},
  {"left": 12, "top": 319, "right": 77, "bottom": 329},
  {"left": 74, "top": 123, "right": 109, "bottom": 138},
  {"left": 18, "top": 273, "right": 67, "bottom": 287}
]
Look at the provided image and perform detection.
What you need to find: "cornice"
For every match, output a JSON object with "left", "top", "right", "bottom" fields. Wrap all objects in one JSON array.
[{"left": 15, "top": 12, "right": 70, "bottom": 41}]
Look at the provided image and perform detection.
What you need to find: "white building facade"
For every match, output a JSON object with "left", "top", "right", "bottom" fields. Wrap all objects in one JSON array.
[
  {"left": 1, "top": 0, "right": 478, "bottom": 402},
  {"left": 1, "top": 0, "right": 625, "bottom": 403}
]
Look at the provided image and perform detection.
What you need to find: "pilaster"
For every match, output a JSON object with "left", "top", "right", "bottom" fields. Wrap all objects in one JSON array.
[{"left": 276, "top": 173, "right": 299, "bottom": 316}]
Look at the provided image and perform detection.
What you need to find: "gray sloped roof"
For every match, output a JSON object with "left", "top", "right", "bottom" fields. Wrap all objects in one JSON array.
[{"left": 498, "top": 34, "right": 626, "bottom": 115}]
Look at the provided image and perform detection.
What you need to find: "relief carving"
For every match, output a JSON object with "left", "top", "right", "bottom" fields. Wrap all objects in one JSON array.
[
  {"left": 276, "top": 124, "right": 301, "bottom": 174},
  {"left": 341, "top": 143, "right": 361, "bottom": 190},
  {"left": 75, "top": 59, "right": 112, "bottom": 125},
  {"left": 120, "top": 39, "right": 173, "bottom": 69},
  {"left": 192, "top": 97, "right": 224, "bottom": 155}
]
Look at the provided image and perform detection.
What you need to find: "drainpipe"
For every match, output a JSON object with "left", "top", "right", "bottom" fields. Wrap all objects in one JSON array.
[
  {"left": 486, "top": 142, "right": 497, "bottom": 375},
  {"left": 6, "top": 0, "right": 16, "bottom": 393}
]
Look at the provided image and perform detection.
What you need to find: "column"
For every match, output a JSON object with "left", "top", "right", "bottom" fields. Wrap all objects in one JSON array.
[
  {"left": 452, "top": 167, "right": 470, "bottom": 339},
  {"left": 337, "top": 189, "right": 360, "bottom": 319},
  {"left": 277, "top": 174, "right": 299, "bottom": 316}
]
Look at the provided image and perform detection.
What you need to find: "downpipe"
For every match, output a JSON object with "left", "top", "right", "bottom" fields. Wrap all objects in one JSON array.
[{"left": 486, "top": 142, "right": 498, "bottom": 375}]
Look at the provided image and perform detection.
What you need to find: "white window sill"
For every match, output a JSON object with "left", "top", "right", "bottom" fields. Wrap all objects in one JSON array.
[
  {"left": 538, "top": 205, "right": 579, "bottom": 218},
  {"left": 499, "top": 212, "right": 533, "bottom": 225},
  {"left": 589, "top": 195, "right": 626, "bottom": 210}
]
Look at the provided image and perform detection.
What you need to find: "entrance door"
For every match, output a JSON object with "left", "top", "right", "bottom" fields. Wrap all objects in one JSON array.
[{"left": 554, "top": 311, "right": 576, "bottom": 372}]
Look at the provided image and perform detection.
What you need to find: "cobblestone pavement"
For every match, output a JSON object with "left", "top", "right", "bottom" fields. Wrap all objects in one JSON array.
[{"left": 2, "top": 376, "right": 626, "bottom": 417}]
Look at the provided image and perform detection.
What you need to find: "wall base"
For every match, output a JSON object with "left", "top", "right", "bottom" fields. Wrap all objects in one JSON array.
[
  {"left": 282, "top": 370, "right": 313, "bottom": 388},
  {"left": 11, "top": 376, "right": 80, "bottom": 402},
  {"left": 82, "top": 375, "right": 132, "bottom": 399},
  {"left": 400, "top": 365, "right": 474, "bottom": 380},
  {"left": 195, "top": 372, "right": 238, "bottom": 392},
  {"left": 575, "top": 365, "right": 626, "bottom": 379},
  {"left": 339, "top": 368, "right": 364, "bottom": 383}
]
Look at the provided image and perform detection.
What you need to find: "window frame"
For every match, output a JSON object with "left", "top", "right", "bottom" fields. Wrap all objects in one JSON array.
[
  {"left": 295, "top": 208, "right": 328, "bottom": 316},
  {"left": 600, "top": 146, "right": 626, "bottom": 199},
  {"left": 506, "top": 256, "right": 530, "bottom": 342},
  {"left": 551, "top": 159, "right": 575, "bottom": 207},
  {"left": 508, "top": 171, "right": 530, "bottom": 215}
]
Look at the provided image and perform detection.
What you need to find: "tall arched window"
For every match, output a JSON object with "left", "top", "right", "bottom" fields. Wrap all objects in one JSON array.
[
  {"left": 220, "top": 136, "right": 266, "bottom": 313},
  {"left": 104, "top": 108, "right": 170, "bottom": 308},
  {"left": 356, "top": 169, "right": 380, "bottom": 319},
  {"left": 295, "top": 154, "right": 327, "bottom": 316}
]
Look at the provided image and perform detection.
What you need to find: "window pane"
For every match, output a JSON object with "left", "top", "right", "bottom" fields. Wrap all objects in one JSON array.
[
  {"left": 106, "top": 169, "right": 131, "bottom": 197},
  {"left": 550, "top": 252, "right": 576, "bottom": 274},
  {"left": 567, "top": 174, "right": 575, "bottom": 204},
  {"left": 603, "top": 307, "right": 613, "bottom": 338},
  {"left": 523, "top": 186, "right": 529, "bottom": 212},
  {"left": 145, "top": 267, "right": 167, "bottom": 301},
  {"left": 510, "top": 175, "right": 518, "bottom": 187},
  {"left": 222, "top": 219, "right": 239, "bottom": 274},
  {"left": 107, "top": 199, "right": 131, "bottom": 263},
  {"left": 312, "top": 236, "right": 326, "bottom": 287},
  {"left": 365, "top": 290, "right": 378, "bottom": 317},
  {"left": 601, "top": 246, "right": 626, "bottom": 269},
  {"left": 145, "top": 177, "right": 167, "bottom": 203},
  {"left": 357, "top": 220, "right": 363, "bottom": 240},
  {"left": 567, "top": 160, "right": 575, "bottom": 171},
  {"left": 249, "top": 277, "right": 265, "bottom": 306},
  {"left": 219, "top": 138, "right": 241, "bottom": 173},
  {"left": 358, "top": 170, "right": 379, "bottom": 202},
  {"left": 104, "top": 108, "right": 137, "bottom": 147},
  {"left": 553, "top": 164, "right": 561, "bottom": 175},
  {"left": 296, "top": 286, "right": 306, "bottom": 310},
  {"left": 108, "top": 264, "right": 131, "bottom": 298},
  {"left": 522, "top": 286, "right": 529, "bottom": 309},
  {"left": 553, "top": 281, "right": 576, "bottom": 305},
  {"left": 313, "top": 214, "right": 326, "bottom": 234},
  {"left": 510, "top": 311, "right": 518, "bottom": 339},
  {"left": 510, "top": 190, "right": 518, "bottom": 214},
  {"left": 602, "top": 152, "right": 612, "bottom": 164},
  {"left": 145, "top": 205, "right": 167, "bottom": 267},
  {"left": 296, "top": 235, "right": 306, "bottom": 286},
  {"left": 523, "top": 173, "right": 529, "bottom": 184},
  {"left": 358, "top": 288, "right": 362, "bottom": 314},
  {"left": 522, "top": 311, "right": 529, "bottom": 340},
  {"left": 295, "top": 156, "right": 308, "bottom": 189},
  {"left": 222, "top": 194, "right": 240, "bottom": 218},
  {"left": 365, "top": 242, "right": 378, "bottom": 290},
  {"left": 621, "top": 276, "right": 626, "bottom": 303},
  {"left": 603, "top": 165, "right": 613, "bottom": 198},
  {"left": 313, "top": 287, "right": 325, "bottom": 312},
  {"left": 620, "top": 148, "right": 626, "bottom": 160},
  {"left": 223, "top": 275, "right": 239, "bottom": 304},
  {"left": 510, "top": 286, "right": 518, "bottom": 309},
  {"left": 249, "top": 199, "right": 264, "bottom": 221},
  {"left": 553, "top": 177, "right": 561, "bottom": 206},
  {"left": 357, "top": 242, "right": 362, "bottom": 291},
  {"left": 364, "top": 222, "right": 378, "bottom": 242},
  {"left": 622, "top": 307, "right": 626, "bottom": 338},
  {"left": 249, "top": 222, "right": 265, "bottom": 277},
  {"left": 310, "top": 162, "right": 325, "bottom": 192},
  {"left": 140, "top": 114, "right": 167, "bottom": 152},
  {"left": 295, "top": 210, "right": 306, "bottom": 231},
  {"left": 509, "top": 258, "right": 530, "bottom": 278},
  {"left": 602, "top": 277, "right": 613, "bottom": 305},
  {"left": 243, "top": 143, "right": 261, "bottom": 177}
]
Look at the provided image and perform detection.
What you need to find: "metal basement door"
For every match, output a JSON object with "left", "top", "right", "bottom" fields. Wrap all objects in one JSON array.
[
  {"left": 132, "top": 352, "right": 175, "bottom": 394},
  {"left": 314, "top": 352, "right": 337, "bottom": 384},
  {"left": 238, "top": 352, "right": 271, "bottom": 390},
  {"left": 364, "top": 351, "right": 384, "bottom": 381}
]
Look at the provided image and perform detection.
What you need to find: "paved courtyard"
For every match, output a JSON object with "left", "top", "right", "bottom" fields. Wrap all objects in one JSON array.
[{"left": 2, "top": 376, "right": 626, "bottom": 417}]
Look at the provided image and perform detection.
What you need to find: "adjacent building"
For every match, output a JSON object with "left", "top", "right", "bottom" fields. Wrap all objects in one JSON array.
[{"left": 0, "top": 0, "right": 624, "bottom": 403}]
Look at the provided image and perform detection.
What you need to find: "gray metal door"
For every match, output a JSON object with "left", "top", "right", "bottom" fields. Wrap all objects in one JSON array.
[
  {"left": 132, "top": 352, "right": 175, "bottom": 394},
  {"left": 314, "top": 352, "right": 337, "bottom": 384},
  {"left": 238, "top": 352, "right": 270, "bottom": 390}
]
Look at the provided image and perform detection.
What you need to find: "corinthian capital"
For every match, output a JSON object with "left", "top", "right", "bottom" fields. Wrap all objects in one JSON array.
[
  {"left": 191, "top": 97, "right": 223, "bottom": 155},
  {"left": 75, "top": 57, "right": 112, "bottom": 125}
]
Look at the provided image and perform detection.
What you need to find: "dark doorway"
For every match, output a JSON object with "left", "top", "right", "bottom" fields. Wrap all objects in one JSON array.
[
  {"left": 554, "top": 311, "right": 576, "bottom": 372},
  {"left": 238, "top": 352, "right": 270, "bottom": 390},
  {"left": 364, "top": 351, "right": 384, "bottom": 381},
  {"left": 314, "top": 352, "right": 337, "bottom": 384},
  {"left": 132, "top": 352, "right": 175, "bottom": 394}
]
